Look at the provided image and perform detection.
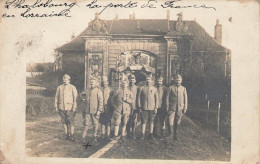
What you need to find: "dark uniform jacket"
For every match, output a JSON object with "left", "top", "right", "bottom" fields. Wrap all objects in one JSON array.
[
  {"left": 138, "top": 85, "right": 159, "bottom": 111},
  {"left": 157, "top": 85, "right": 168, "bottom": 109},
  {"left": 80, "top": 87, "right": 103, "bottom": 114},
  {"left": 102, "top": 86, "right": 112, "bottom": 113},
  {"left": 111, "top": 89, "right": 133, "bottom": 115},
  {"left": 128, "top": 85, "right": 139, "bottom": 110},
  {"left": 166, "top": 85, "right": 188, "bottom": 111}
]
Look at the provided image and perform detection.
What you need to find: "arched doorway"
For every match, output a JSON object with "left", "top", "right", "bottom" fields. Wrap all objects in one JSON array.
[{"left": 110, "top": 50, "right": 157, "bottom": 87}]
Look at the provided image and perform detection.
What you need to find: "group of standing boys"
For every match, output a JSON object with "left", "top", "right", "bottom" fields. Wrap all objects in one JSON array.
[{"left": 54, "top": 73, "right": 188, "bottom": 142}]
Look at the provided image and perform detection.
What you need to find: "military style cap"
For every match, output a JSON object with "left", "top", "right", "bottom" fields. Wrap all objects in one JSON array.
[
  {"left": 121, "top": 79, "right": 129, "bottom": 84},
  {"left": 90, "top": 76, "right": 98, "bottom": 81},
  {"left": 128, "top": 74, "right": 136, "bottom": 80},
  {"left": 146, "top": 74, "right": 153, "bottom": 80},
  {"left": 63, "top": 74, "right": 71, "bottom": 80},
  {"left": 156, "top": 75, "right": 163, "bottom": 81},
  {"left": 174, "top": 74, "right": 182, "bottom": 79},
  {"left": 102, "top": 76, "right": 108, "bottom": 82}
]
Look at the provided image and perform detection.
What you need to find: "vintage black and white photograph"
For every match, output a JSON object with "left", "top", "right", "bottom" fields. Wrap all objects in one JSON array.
[{"left": 0, "top": 0, "right": 259, "bottom": 163}]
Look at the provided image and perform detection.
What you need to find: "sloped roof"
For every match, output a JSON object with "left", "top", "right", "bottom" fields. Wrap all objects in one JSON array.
[
  {"left": 186, "top": 21, "right": 230, "bottom": 53},
  {"left": 56, "top": 19, "right": 230, "bottom": 53},
  {"left": 110, "top": 19, "right": 169, "bottom": 35},
  {"left": 56, "top": 31, "right": 86, "bottom": 52}
]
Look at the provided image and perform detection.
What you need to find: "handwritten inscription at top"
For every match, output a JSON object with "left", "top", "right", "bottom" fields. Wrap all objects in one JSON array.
[
  {"left": 4, "top": 0, "right": 76, "bottom": 18},
  {"left": 86, "top": 0, "right": 138, "bottom": 15},
  {"left": 161, "top": 0, "right": 216, "bottom": 10},
  {"left": 2, "top": 0, "right": 216, "bottom": 19}
]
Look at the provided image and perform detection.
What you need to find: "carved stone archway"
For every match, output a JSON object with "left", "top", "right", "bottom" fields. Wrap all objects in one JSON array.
[{"left": 110, "top": 50, "right": 157, "bottom": 87}]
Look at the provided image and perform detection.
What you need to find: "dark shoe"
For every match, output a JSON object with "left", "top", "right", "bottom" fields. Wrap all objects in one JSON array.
[
  {"left": 159, "top": 136, "right": 164, "bottom": 140},
  {"left": 167, "top": 125, "right": 174, "bottom": 140},
  {"left": 110, "top": 136, "right": 119, "bottom": 141},
  {"left": 93, "top": 136, "right": 97, "bottom": 143},
  {"left": 149, "top": 134, "right": 155, "bottom": 141},
  {"left": 166, "top": 134, "right": 173, "bottom": 140},
  {"left": 121, "top": 136, "right": 126, "bottom": 141},
  {"left": 81, "top": 137, "right": 86, "bottom": 143},
  {"left": 70, "top": 135, "right": 75, "bottom": 142},
  {"left": 174, "top": 135, "right": 179, "bottom": 141},
  {"left": 65, "top": 134, "right": 70, "bottom": 140},
  {"left": 174, "top": 124, "right": 179, "bottom": 141},
  {"left": 101, "top": 134, "right": 106, "bottom": 140},
  {"left": 160, "top": 134, "right": 166, "bottom": 140},
  {"left": 105, "top": 135, "right": 110, "bottom": 141}
]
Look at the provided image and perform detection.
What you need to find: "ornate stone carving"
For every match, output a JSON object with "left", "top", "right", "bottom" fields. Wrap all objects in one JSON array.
[
  {"left": 87, "top": 13, "right": 108, "bottom": 34},
  {"left": 116, "top": 51, "right": 156, "bottom": 72},
  {"left": 88, "top": 53, "right": 103, "bottom": 82},
  {"left": 177, "top": 12, "right": 183, "bottom": 21},
  {"left": 171, "top": 55, "right": 181, "bottom": 75},
  {"left": 112, "top": 51, "right": 157, "bottom": 87},
  {"left": 175, "top": 12, "right": 188, "bottom": 32}
]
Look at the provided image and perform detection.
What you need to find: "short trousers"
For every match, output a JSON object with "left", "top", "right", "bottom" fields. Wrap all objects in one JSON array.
[
  {"left": 168, "top": 110, "right": 183, "bottom": 125},
  {"left": 157, "top": 108, "right": 167, "bottom": 123},
  {"left": 154, "top": 108, "right": 167, "bottom": 132},
  {"left": 127, "top": 109, "right": 139, "bottom": 124},
  {"left": 99, "top": 113, "right": 113, "bottom": 125},
  {"left": 113, "top": 112, "right": 129, "bottom": 126},
  {"left": 58, "top": 109, "right": 76, "bottom": 126},
  {"left": 140, "top": 110, "right": 156, "bottom": 124},
  {"left": 82, "top": 113, "right": 99, "bottom": 126}
]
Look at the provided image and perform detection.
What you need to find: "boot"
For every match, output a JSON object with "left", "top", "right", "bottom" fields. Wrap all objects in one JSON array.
[
  {"left": 111, "top": 126, "right": 120, "bottom": 141},
  {"left": 132, "top": 126, "right": 136, "bottom": 140},
  {"left": 167, "top": 125, "right": 174, "bottom": 140},
  {"left": 66, "top": 125, "right": 71, "bottom": 140},
  {"left": 160, "top": 128, "right": 166, "bottom": 140},
  {"left": 174, "top": 124, "right": 179, "bottom": 141},
  {"left": 93, "top": 125, "right": 98, "bottom": 142},
  {"left": 121, "top": 135, "right": 126, "bottom": 141},
  {"left": 101, "top": 134, "right": 106, "bottom": 140},
  {"left": 107, "top": 124, "right": 111, "bottom": 140},
  {"left": 140, "top": 124, "right": 146, "bottom": 140},
  {"left": 132, "top": 121, "right": 137, "bottom": 139},
  {"left": 93, "top": 136, "right": 98, "bottom": 143},
  {"left": 70, "top": 134, "right": 75, "bottom": 142},
  {"left": 66, "top": 133, "right": 70, "bottom": 140},
  {"left": 126, "top": 118, "right": 132, "bottom": 138},
  {"left": 81, "top": 126, "right": 88, "bottom": 143},
  {"left": 70, "top": 126, "right": 75, "bottom": 142},
  {"left": 101, "top": 125, "right": 106, "bottom": 140},
  {"left": 140, "top": 134, "right": 145, "bottom": 140},
  {"left": 149, "top": 133, "right": 155, "bottom": 141}
]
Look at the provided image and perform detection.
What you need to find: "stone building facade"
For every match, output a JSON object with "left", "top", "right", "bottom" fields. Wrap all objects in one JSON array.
[{"left": 56, "top": 12, "right": 231, "bottom": 103}]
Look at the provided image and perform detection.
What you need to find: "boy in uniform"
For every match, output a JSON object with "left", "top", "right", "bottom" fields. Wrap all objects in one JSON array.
[
  {"left": 111, "top": 79, "right": 133, "bottom": 140},
  {"left": 81, "top": 77, "right": 103, "bottom": 143}
]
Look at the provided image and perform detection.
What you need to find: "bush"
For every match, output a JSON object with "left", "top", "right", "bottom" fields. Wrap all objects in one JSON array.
[{"left": 26, "top": 95, "right": 55, "bottom": 119}]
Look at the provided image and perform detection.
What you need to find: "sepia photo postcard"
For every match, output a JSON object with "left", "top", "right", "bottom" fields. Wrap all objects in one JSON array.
[{"left": 0, "top": 0, "right": 259, "bottom": 163}]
